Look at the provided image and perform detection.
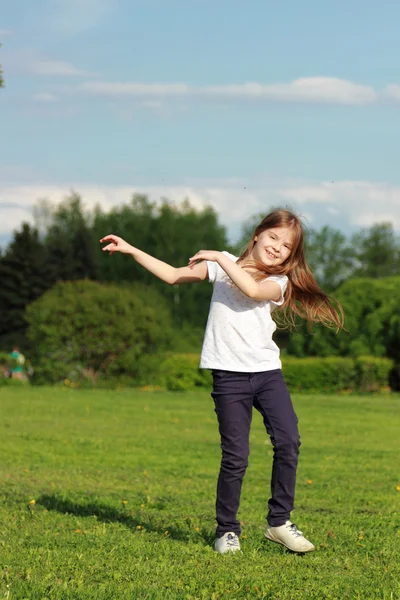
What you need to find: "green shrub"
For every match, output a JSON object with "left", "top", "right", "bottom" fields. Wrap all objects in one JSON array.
[
  {"left": 0, "top": 351, "right": 10, "bottom": 365},
  {"left": 0, "top": 351, "right": 10, "bottom": 377},
  {"left": 0, "top": 377, "right": 29, "bottom": 387},
  {"left": 26, "top": 280, "right": 175, "bottom": 386},
  {"left": 133, "top": 352, "right": 169, "bottom": 387},
  {"left": 354, "top": 356, "right": 393, "bottom": 392},
  {"left": 159, "top": 353, "right": 212, "bottom": 391},
  {"left": 282, "top": 356, "right": 357, "bottom": 393},
  {"left": 282, "top": 356, "right": 393, "bottom": 393},
  {"left": 156, "top": 354, "right": 393, "bottom": 393}
]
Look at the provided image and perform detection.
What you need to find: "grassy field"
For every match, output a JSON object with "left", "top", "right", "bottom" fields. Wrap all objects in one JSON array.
[{"left": 0, "top": 387, "right": 399, "bottom": 599}]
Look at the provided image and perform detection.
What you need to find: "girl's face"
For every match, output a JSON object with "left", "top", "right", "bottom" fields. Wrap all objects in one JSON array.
[{"left": 249, "top": 226, "right": 294, "bottom": 267}]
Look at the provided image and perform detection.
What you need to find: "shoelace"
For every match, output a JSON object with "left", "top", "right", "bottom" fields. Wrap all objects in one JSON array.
[
  {"left": 226, "top": 533, "right": 240, "bottom": 548},
  {"left": 286, "top": 523, "right": 303, "bottom": 538}
]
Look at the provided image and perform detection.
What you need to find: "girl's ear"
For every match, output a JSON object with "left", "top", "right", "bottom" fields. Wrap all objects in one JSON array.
[{"left": 254, "top": 236, "right": 258, "bottom": 242}]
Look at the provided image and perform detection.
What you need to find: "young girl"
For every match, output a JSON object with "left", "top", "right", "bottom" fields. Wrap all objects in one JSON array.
[{"left": 100, "top": 209, "right": 343, "bottom": 555}]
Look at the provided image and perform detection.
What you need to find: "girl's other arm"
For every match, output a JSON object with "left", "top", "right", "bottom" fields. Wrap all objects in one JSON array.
[
  {"left": 100, "top": 235, "right": 208, "bottom": 284},
  {"left": 188, "top": 250, "right": 282, "bottom": 301}
]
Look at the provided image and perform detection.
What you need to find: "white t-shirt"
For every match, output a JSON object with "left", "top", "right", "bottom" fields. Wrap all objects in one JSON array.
[{"left": 199, "top": 252, "right": 288, "bottom": 373}]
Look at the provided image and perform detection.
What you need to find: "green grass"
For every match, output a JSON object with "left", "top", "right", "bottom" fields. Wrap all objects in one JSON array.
[{"left": 0, "top": 387, "right": 399, "bottom": 599}]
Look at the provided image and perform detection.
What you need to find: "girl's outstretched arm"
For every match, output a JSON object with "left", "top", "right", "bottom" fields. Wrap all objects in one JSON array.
[{"left": 100, "top": 235, "right": 208, "bottom": 284}]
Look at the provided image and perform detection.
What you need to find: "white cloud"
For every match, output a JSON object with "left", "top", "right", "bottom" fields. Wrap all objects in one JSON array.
[
  {"left": 3, "top": 50, "right": 93, "bottom": 78},
  {"left": 0, "top": 204, "right": 34, "bottom": 237},
  {"left": 79, "top": 77, "right": 377, "bottom": 106},
  {"left": 0, "top": 183, "right": 255, "bottom": 238},
  {"left": 32, "top": 92, "right": 58, "bottom": 103},
  {"left": 81, "top": 82, "right": 190, "bottom": 96},
  {"left": 204, "top": 78, "right": 377, "bottom": 105},
  {"left": 327, "top": 206, "right": 339, "bottom": 216},
  {"left": 386, "top": 84, "right": 400, "bottom": 101},
  {"left": 30, "top": 59, "right": 91, "bottom": 77},
  {"left": 275, "top": 180, "right": 400, "bottom": 229},
  {"left": 2, "top": 179, "right": 400, "bottom": 245}
]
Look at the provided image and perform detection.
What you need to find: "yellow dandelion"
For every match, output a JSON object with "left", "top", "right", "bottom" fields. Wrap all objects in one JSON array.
[
  {"left": 307, "top": 479, "right": 313, "bottom": 485},
  {"left": 121, "top": 500, "right": 128, "bottom": 505},
  {"left": 136, "top": 525, "right": 143, "bottom": 530},
  {"left": 28, "top": 499, "right": 36, "bottom": 505},
  {"left": 75, "top": 529, "right": 81, "bottom": 533},
  {"left": 396, "top": 485, "right": 400, "bottom": 492},
  {"left": 194, "top": 526, "right": 200, "bottom": 532}
]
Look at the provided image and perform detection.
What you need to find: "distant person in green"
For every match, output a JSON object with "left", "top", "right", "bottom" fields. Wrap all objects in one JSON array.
[{"left": 9, "top": 346, "right": 25, "bottom": 380}]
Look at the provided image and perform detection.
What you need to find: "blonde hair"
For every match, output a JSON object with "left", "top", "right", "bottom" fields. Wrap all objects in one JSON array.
[{"left": 238, "top": 209, "right": 344, "bottom": 331}]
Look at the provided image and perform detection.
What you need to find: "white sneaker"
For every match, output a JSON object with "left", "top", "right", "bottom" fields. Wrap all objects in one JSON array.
[
  {"left": 214, "top": 532, "right": 241, "bottom": 554},
  {"left": 265, "top": 521, "right": 315, "bottom": 553}
]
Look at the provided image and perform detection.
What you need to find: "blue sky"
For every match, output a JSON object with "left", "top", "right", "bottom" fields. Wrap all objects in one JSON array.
[{"left": 1, "top": 0, "right": 400, "bottom": 246}]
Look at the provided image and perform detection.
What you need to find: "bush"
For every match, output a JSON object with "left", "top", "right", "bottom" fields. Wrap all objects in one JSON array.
[
  {"left": 26, "top": 280, "right": 175, "bottom": 386},
  {"left": 0, "top": 351, "right": 10, "bottom": 378},
  {"left": 0, "top": 377, "right": 29, "bottom": 387},
  {"left": 156, "top": 354, "right": 393, "bottom": 393},
  {"left": 282, "top": 356, "right": 393, "bottom": 393},
  {"left": 282, "top": 357, "right": 357, "bottom": 393},
  {"left": 159, "top": 354, "right": 212, "bottom": 391},
  {"left": 354, "top": 356, "right": 393, "bottom": 392}
]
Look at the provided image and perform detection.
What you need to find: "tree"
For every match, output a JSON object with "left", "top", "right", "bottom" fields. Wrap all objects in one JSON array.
[
  {"left": 0, "top": 223, "right": 51, "bottom": 350},
  {"left": 351, "top": 223, "right": 399, "bottom": 278},
  {"left": 304, "top": 226, "right": 355, "bottom": 291},
  {"left": 43, "top": 191, "right": 99, "bottom": 281},
  {"left": 286, "top": 276, "right": 400, "bottom": 359},
  {"left": 94, "top": 194, "right": 229, "bottom": 327}
]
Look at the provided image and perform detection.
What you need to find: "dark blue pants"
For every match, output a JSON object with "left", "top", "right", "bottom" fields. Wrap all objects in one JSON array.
[{"left": 211, "top": 369, "right": 300, "bottom": 537}]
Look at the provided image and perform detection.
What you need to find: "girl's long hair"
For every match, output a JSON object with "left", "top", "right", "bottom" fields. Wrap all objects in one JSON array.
[{"left": 238, "top": 209, "right": 344, "bottom": 331}]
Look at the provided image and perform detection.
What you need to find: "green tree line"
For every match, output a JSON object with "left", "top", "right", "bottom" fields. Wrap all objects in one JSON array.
[
  {"left": 0, "top": 193, "right": 227, "bottom": 350},
  {"left": 1, "top": 192, "right": 400, "bottom": 378}
]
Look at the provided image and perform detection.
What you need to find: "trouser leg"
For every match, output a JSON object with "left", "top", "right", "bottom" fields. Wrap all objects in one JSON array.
[
  {"left": 252, "top": 369, "right": 301, "bottom": 527},
  {"left": 211, "top": 371, "right": 253, "bottom": 537}
]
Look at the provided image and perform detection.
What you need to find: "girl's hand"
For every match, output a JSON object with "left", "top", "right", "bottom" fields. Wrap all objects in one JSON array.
[
  {"left": 100, "top": 235, "right": 134, "bottom": 255},
  {"left": 188, "top": 250, "right": 221, "bottom": 269}
]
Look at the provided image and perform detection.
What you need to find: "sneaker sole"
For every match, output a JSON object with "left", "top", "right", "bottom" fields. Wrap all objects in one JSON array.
[
  {"left": 214, "top": 547, "right": 241, "bottom": 554},
  {"left": 264, "top": 531, "right": 315, "bottom": 553}
]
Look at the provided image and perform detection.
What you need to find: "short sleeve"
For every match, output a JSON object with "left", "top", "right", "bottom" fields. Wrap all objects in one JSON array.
[
  {"left": 266, "top": 275, "right": 288, "bottom": 306},
  {"left": 207, "top": 251, "right": 238, "bottom": 283},
  {"left": 207, "top": 260, "right": 219, "bottom": 283}
]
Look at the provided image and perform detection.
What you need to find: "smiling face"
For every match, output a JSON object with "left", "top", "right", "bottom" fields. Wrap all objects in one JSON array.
[{"left": 248, "top": 226, "right": 294, "bottom": 267}]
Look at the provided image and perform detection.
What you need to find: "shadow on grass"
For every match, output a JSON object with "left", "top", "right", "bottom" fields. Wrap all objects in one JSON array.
[{"left": 37, "top": 494, "right": 214, "bottom": 545}]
